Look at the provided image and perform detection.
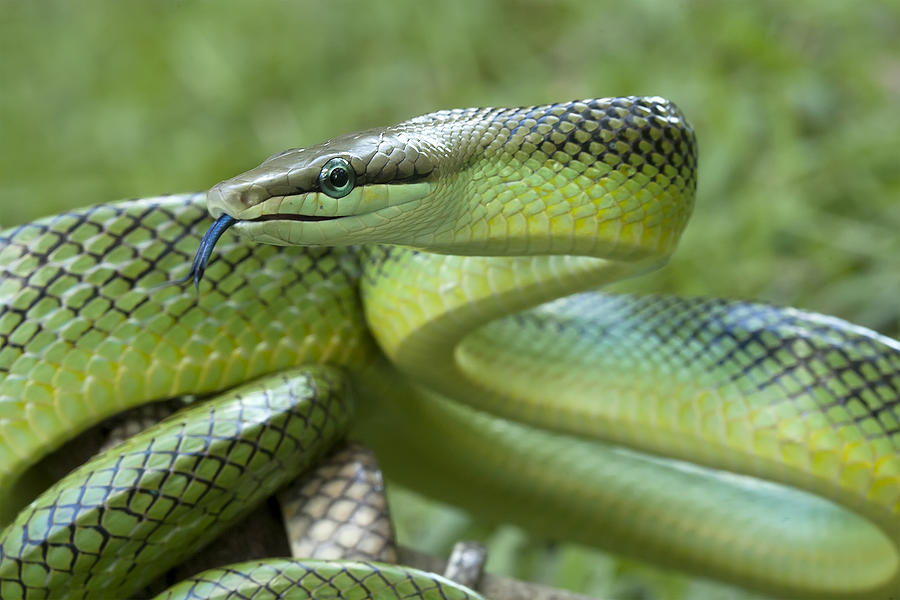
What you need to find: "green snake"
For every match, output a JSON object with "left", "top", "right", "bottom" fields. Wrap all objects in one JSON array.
[{"left": 0, "top": 96, "right": 897, "bottom": 599}]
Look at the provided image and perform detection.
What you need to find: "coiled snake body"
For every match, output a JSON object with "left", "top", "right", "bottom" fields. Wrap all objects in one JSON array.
[{"left": 0, "top": 97, "right": 897, "bottom": 599}]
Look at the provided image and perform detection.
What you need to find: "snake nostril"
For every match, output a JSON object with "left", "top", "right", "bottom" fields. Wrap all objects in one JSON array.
[
  {"left": 207, "top": 179, "right": 269, "bottom": 215},
  {"left": 205, "top": 184, "right": 228, "bottom": 219}
]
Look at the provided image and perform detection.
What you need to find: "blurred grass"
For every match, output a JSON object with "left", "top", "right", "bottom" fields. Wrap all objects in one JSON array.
[{"left": 1, "top": 1, "right": 898, "bottom": 598}]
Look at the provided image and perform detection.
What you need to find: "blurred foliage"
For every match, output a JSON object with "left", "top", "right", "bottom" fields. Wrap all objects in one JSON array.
[{"left": 1, "top": 1, "right": 898, "bottom": 598}]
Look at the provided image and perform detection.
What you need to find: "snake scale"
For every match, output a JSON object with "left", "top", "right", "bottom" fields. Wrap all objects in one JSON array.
[{"left": 0, "top": 96, "right": 897, "bottom": 599}]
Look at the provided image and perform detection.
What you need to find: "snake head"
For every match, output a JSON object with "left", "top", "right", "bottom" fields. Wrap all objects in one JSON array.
[
  {"left": 205, "top": 97, "right": 697, "bottom": 259},
  {"left": 206, "top": 128, "right": 438, "bottom": 247}
]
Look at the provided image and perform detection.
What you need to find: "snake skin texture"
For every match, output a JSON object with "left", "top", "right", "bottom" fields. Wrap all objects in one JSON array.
[
  {"left": 0, "top": 195, "right": 372, "bottom": 523},
  {"left": 278, "top": 443, "right": 397, "bottom": 562},
  {"left": 461, "top": 293, "right": 900, "bottom": 583},
  {"left": 152, "top": 559, "right": 483, "bottom": 600},
  {"left": 1, "top": 97, "right": 898, "bottom": 599},
  {"left": 0, "top": 368, "right": 351, "bottom": 599}
]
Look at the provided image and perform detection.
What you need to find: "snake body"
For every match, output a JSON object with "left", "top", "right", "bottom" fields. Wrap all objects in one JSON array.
[
  {"left": 1, "top": 368, "right": 350, "bottom": 598},
  {"left": 152, "top": 559, "right": 481, "bottom": 600},
  {"left": 0, "top": 97, "right": 897, "bottom": 599}
]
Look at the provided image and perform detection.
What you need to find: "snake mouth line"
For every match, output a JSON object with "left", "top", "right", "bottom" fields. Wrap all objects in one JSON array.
[{"left": 248, "top": 213, "right": 342, "bottom": 223}]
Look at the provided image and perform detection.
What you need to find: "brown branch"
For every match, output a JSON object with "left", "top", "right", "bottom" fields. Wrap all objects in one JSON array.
[{"left": 398, "top": 546, "right": 604, "bottom": 600}]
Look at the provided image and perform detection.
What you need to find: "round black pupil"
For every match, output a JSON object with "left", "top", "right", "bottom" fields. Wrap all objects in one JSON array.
[{"left": 329, "top": 167, "right": 349, "bottom": 188}]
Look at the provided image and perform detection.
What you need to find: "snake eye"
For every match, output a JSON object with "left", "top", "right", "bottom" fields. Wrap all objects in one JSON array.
[{"left": 318, "top": 157, "right": 356, "bottom": 198}]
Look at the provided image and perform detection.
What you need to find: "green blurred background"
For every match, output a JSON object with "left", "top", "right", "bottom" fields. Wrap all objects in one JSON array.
[{"left": 1, "top": 1, "right": 898, "bottom": 598}]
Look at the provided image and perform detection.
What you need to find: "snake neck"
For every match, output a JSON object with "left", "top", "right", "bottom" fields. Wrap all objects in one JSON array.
[
  {"left": 360, "top": 246, "right": 661, "bottom": 399},
  {"left": 390, "top": 97, "right": 698, "bottom": 258}
]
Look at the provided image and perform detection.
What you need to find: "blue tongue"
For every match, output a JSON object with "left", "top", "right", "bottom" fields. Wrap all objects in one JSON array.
[{"left": 169, "top": 214, "right": 237, "bottom": 294}]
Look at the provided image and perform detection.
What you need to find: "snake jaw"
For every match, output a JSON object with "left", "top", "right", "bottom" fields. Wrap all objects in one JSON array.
[
  {"left": 207, "top": 182, "right": 432, "bottom": 248},
  {"left": 185, "top": 182, "right": 426, "bottom": 288}
]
